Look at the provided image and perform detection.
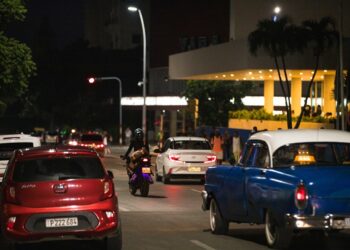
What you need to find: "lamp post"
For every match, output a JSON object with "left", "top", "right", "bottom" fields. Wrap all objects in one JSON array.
[
  {"left": 89, "top": 76, "right": 123, "bottom": 145},
  {"left": 128, "top": 5, "right": 147, "bottom": 139}
]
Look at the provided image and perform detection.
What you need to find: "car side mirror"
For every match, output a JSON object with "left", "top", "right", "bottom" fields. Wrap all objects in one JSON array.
[{"left": 107, "top": 170, "right": 114, "bottom": 179}]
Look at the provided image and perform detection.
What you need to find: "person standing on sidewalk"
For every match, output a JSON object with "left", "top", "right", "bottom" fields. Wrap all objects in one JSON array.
[
  {"left": 211, "top": 130, "right": 224, "bottom": 164},
  {"left": 232, "top": 131, "right": 242, "bottom": 164}
]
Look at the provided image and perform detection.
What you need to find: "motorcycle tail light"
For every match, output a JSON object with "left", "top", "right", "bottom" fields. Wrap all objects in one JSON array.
[
  {"left": 205, "top": 155, "right": 216, "bottom": 163},
  {"left": 7, "top": 217, "right": 16, "bottom": 231},
  {"left": 295, "top": 184, "right": 308, "bottom": 209},
  {"left": 169, "top": 154, "right": 180, "bottom": 162},
  {"left": 142, "top": 158, "right": 149, "bottom": 163}
]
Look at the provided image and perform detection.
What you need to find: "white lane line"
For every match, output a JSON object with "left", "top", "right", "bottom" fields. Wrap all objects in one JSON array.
[
  {"left": 190, "top": 240, "right": 216, "bottom": 250},
  {"left": 191, "top": 189, "right": 202, "bottom": 193},
  {"left": 119, "top": 206, "right": 130, "bottom": 212}
]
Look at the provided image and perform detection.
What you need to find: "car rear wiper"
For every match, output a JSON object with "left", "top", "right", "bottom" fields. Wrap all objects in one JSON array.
[{"left": 58, "top": 175, "right": 82, "bottom": 180}]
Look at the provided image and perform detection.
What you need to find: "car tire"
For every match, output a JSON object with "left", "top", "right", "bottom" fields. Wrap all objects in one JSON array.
[
  {"left": 162, "top": 167, "right": 170, "bottom": 184},
  {"left": 209, "top": 198, "right": 228, "bottom": 234},
  {"left": 140, "top": 181, "right": 149, "bottom": 197},
  {"left": 105, "top": 233, "right": 122, "bottom": 250},
  {"left": 265, "top": 210, "right": 292, "bottom": 249}
]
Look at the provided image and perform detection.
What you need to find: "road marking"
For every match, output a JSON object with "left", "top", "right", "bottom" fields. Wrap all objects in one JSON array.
[
  {"left": 190, "top": 240, "right": 216, "bottom": 250},
  {"left": 191, "top": 189, "right": 202, "bottom": 193}
]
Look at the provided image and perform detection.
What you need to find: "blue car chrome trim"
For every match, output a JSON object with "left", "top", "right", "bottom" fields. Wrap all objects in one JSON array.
[{"left": 286, "top": 213, "right": 350, "bottom": 230}]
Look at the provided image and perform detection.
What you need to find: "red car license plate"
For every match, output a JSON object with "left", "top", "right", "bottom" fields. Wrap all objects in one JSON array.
[{"left": 45, "top": 217, "right": 78, "bottom": 228}]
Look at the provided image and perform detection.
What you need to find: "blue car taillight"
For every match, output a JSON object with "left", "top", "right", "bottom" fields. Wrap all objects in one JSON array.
[{"left": 295, "top": 183, "right": 308, "bottom": 210}]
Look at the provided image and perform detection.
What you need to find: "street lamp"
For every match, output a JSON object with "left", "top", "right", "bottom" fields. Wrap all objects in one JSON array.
[
  {"left": 88, "top": 76, "right": 123, "bottom": 145},
  {"left": 128, "top": 5, "right": 147, "bottom": 139}
]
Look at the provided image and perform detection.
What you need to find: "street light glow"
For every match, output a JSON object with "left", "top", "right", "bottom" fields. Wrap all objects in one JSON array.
[
  {"left": 128, "top": 6, "right": 138, "bottom": 12},
  {"left": 88, "top": 77, "right": 95, "bottom": 84},
  {"left": 274, "top": 6, "right": 281, "bottom": 14}
]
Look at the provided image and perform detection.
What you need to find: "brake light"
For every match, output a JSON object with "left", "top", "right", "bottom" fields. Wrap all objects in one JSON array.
[
  {"left": 102, "top": 180, "right": 114, "bottom": 200},
  {"left": 295, "top": 184, "right": 308, "bottom": 209},
  {"left": 95, "top": 143, "right": 104, "bottom": 148},
  {"left": 169, "top": 154, "right": 181, "bottom": 162},
  {"left": 142, "top": 158, "right": 149, "bottom": 163},
  {"left": 205, "top": 155, "right": 216, "bottom": 163},
  {"left": 7, "top": 217, "right": 16, "bottom": 231}
]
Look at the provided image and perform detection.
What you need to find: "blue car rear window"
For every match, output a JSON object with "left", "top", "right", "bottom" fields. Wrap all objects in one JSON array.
[{"left": 273, "top": 143, "right": 350, "bottom": 167}]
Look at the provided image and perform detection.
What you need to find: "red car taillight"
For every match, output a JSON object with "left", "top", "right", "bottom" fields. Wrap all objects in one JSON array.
[
  {"left": 295, "top": 184, "right": 308, "bottom": 209},
  {"left": 102, "top": 180, "right": 114, "bottom": 200},
  {"left": 205, "top": 155, "right": 216, "bottom": 163},
  {"left": 95, "top": 143, "right": 105, "bottom": 148},
  {"left": 6, "top": 217, "right": 16, "bottom": 231},
  {"left": 169, "top": 154, "right": 181, "bottom": 162}
]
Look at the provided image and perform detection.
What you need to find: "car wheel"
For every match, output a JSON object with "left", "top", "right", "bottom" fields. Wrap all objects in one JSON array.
[
  {"left": 265, "top": 210, "right": 292, "bottom": 249},
  {"left": 162, "top": 167, "right": 170, "bottom": 184},
  {"left": 209, "top": 198, "right": 228, "bottom": 234},
  {"left": 140, "top": 181, "right": 149, "bottom": 197},
  {"left": 104, "top": 233, "right": 122, "bottom": 250}
]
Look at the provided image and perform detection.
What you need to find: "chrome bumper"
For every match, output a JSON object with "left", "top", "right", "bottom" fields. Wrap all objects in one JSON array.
[
  {"left": 201, "top": 190, "right": 209, "bottom": 211},
  {"left": 285, "top": 213, "right": 350, "bottom": 230}
]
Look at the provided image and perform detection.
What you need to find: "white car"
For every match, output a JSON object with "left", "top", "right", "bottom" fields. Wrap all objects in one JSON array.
[
  {"left": 0, "top": 134, "right": 41, "bottom": 182},
  {"left": 155, "top": 136, "right": 216, "bottom": 184}
]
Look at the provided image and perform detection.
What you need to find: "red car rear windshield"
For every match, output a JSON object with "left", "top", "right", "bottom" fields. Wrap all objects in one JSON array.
[{"left": 13, "top": 156, "right": 105, "bottom": 182}]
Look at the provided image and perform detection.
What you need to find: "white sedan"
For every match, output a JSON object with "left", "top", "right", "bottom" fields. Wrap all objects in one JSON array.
[{"left": 155, "top": 136, "right": 216, "bottom": 184}]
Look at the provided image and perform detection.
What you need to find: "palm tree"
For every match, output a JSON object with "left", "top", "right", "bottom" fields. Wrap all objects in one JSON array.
[
  {"left": 294, "top": 17, "right": 338, "bottom": 128},
  {"left": 248, "top": 16, "right": 299, "bottom": 129}
]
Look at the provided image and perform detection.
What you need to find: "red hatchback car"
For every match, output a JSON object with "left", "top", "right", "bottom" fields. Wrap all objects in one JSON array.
[
  {"left": 0, "top": 145, "right": 121, "bottom": 250},
  {"left": 79, "top": 133, "right": 105, "bottom": 158}
]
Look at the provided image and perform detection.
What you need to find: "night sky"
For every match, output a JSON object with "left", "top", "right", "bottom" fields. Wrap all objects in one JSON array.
[{"left": 8, "top": 0, "right": 85, "bottom": 49}]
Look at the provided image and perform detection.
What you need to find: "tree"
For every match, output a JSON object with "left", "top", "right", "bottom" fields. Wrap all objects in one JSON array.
[
  {"left": 0, "top": 0, "right": 36, "bottom": 115},
  {"left": 183, "top": 80, "right": 252, "bottom": 127},
  {"left": 248, "top": 16, "right": 300, "bottom": 129},
  {"left": 294, "top": 17, "right": 338, "bottom": 128}
]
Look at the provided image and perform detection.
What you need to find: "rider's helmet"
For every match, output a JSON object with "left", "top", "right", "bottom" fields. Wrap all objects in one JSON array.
[{"left": 134, "top": 128, "right": 144, "bottom": 141}]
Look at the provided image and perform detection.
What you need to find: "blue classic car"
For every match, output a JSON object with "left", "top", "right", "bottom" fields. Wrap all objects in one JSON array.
[{"left": 202, "top": 129, "right": 350, "bottom": 249}]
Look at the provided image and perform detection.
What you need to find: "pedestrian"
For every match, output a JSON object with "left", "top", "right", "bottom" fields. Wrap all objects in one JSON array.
[
  {"left": 125, "top": 127, "right": 132, "bottom": 145},
  {"left": 232, "top": 131, "right": 242, "bottom": 164},
  {"left": 250, "top": 126, "right": 258, "bottom": 136},
  {"left": 223, "top": 129, "right": 232, "bottom": 162},
  {"left": 103, "top": 131, "right": 111, "bottom": 155},
  {"left": 211, "top": 130, "right": 224, "bottom": 164}
]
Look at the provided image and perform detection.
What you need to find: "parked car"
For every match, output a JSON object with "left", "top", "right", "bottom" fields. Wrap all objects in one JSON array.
[
  {"left": 0, "top": 134, "right": 41, "bottom": 182},
  {"left": 79, "top": 133, "right": 105, "bottom": 157},
  {"left": 202, "top": 129, "right": 350, "bottom": 249},
  {"left": 155, "top": 136, "right": 216, "bottom": 184},
  {"left": 44, "top": 131, "right": 59, "bottom": 144},
  {"left": 0, "top": 145, "right": 121, "bottom": 250}
]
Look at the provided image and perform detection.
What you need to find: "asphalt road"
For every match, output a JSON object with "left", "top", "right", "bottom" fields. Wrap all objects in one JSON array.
[{"left": 1, "top": 146, "right": 350, "bottom": 250}]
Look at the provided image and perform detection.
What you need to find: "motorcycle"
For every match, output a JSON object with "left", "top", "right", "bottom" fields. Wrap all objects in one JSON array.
[{"left": 121, "top": 154, "right": 153, "bottom": 197}]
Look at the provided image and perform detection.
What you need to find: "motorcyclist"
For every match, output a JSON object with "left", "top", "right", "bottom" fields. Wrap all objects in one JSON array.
[{"left": 122, "top": 128, "right": 149, "bottom": 177}]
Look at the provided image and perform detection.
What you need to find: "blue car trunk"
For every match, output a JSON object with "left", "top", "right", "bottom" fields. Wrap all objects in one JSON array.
[{"left": 282, "top": 166, "right": 350, "bottom": 215}]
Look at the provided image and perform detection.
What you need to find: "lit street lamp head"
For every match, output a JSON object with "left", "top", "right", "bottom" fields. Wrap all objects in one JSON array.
[{"left": 128, "top": 6, "right": 138, "bottom": 12}]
